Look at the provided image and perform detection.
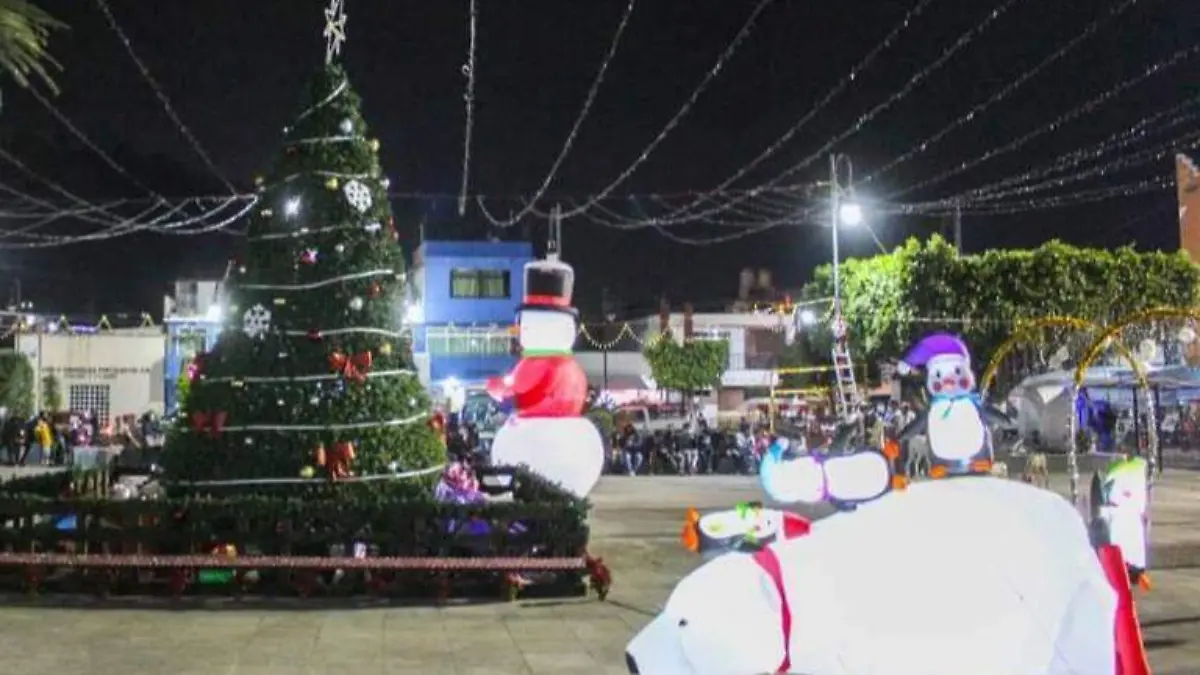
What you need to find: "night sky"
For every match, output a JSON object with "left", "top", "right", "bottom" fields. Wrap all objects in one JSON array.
[{"left": 2, "top": 0, "right": 1197, "bottom": 319}]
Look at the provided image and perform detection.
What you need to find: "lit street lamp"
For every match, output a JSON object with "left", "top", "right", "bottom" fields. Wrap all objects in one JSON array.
[{"left": 829, "top": 153, "right": 863, "bottom": 318}]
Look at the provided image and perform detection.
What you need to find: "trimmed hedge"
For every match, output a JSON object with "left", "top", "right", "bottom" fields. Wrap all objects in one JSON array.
[{"left": 0, "top": 467, "right": 592, "bottom": 597}]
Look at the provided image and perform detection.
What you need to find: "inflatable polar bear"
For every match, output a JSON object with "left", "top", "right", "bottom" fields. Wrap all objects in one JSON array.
[{"left": 627, "top": 477, "right": 1145, "bottom": 675}]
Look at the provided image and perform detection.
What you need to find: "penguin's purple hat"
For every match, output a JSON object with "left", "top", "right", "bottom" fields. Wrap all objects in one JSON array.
[{"left": 901, "top": 332, "right": 971, "bottom": 370}]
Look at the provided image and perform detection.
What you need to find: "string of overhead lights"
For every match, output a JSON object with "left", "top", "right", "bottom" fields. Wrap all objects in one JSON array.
[
  {"left": 93, "top": 0, "right": 236, "bottom": 195},
  {"left": 965, "top": 132, "right": 1200, "bottom": 204},
  {"left": 456, "top": 0, "right": 478, "bottom": 216},
  {"left": 934, "top": 95, "right": 1200, "bottom": 206},
  {"left": 480, "top": 0, "right": 638, "bottom": 227},
  {"left": 895, "top": 176, "right": 1172, "bottom": 217},
  {"left": 613, "top": 0, "right": 937, "bottom": 227},
  {"left": 520, "top": 0, "right": 780, "bottom": 224},
  {"left": 860, "top": 0, "right": 1140, "bottom": 187},
  {"left": 24, "top": 86, "right": 164, "bottom": 201},
  {"left": 0, "top": 196, "right": 258, "bottom": 248},
  {"left": 888, "top": 41, "right": 1200, "bottom": 200},
  {"left": 580, "top": 0, "right": 1027, "bottom": 229}
]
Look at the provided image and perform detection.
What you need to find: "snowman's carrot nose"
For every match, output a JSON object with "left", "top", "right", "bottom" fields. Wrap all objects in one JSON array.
[{"left": 681, "top": 507, "right": 700, "bottom": 552}]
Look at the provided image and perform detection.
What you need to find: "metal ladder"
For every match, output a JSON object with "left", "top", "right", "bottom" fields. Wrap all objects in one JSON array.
[{"left": 831, "top": 338, "right": 861, "bottom": 420}]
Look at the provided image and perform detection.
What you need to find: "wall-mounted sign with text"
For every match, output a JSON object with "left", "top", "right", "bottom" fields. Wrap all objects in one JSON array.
[{"left": 44, "top": 366, "right": 152, "bottom": 381}]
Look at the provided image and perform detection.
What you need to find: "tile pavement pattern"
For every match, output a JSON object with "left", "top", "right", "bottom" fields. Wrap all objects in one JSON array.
[{"left": 0, "top": 471, "right": 1196, "bottom": 674}]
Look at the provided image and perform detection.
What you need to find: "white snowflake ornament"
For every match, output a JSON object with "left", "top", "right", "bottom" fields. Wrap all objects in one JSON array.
[
  {"left": 343, "top": 180, "right": 373, "bottom": 213},
  {"left": 243, "top": 303, "right": 272, "bottom": 339}
]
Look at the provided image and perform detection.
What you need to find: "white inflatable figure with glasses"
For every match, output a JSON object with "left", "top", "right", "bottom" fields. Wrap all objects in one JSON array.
[
  {"left": 486, "top": 255, "right": 604, "bottom": 497},
  {"left": 626, "top": 476, "right": 1151, "bottom": 675},
  {"left": 759, "top": 435, "right": 897, "bottom": 510}
]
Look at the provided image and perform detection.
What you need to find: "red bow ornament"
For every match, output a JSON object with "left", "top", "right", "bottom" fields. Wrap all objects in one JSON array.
[
  {"left": 328, "top": 349, "right": 373, "bottom": 384},
  {"left": 190, "top": 410, "right": 228, "bottom": 437},
  {"left": 315, "top": 441, "right": 356, "bottom": 480}
]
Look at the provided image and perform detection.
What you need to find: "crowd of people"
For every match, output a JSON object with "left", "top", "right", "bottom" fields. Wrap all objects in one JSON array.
[{"left": 0, "top": 409, "right": 165, "bottom": 467}]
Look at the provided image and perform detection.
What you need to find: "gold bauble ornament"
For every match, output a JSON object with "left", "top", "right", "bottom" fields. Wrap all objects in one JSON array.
[
  {"left": 379, "top": 342, "right": 393, "bottom": 356},
  {"left": 369, "top": 139, "right": 381, "bottom": 152},
  {"left": 300, "top": 466, "right": 316, "bottom": 479},
  {"left": 325, "top": 177, "right": 339, "bottom": 190},
  {"left": 254, "top": 175, "right": 265, "bottom": 186}
]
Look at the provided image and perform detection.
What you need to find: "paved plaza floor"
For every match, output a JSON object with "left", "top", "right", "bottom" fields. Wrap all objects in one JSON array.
[{"left": 0, "top": 473, "right": 1196, "bottom": 674}]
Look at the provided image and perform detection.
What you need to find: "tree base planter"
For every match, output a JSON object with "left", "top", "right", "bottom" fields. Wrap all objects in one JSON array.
[{"left": 0, "top": 467, "right": 610, "bottom": 602}]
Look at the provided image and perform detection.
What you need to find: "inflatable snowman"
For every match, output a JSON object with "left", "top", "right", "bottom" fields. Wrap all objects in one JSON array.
[
  {"left": 487, "top": 255, "right": 604, "bottom": 497},
  {"left": 897, "top": 332, "right": 998, "bottom": 477},
  {"left": 627, "top": 477, "right": 1150, "bottom": 675}
]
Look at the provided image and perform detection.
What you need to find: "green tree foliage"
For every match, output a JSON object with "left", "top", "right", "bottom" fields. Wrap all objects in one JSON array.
[
  {"left": 40, "top": 373, "right": 60, "bottom": 412},
  {"left": 0, "top": 352, "right": 33, "bottom": 419},
  {"left": 0, "top": 0, "right": 63, "bottom": 93},
  {"left": 644, "top": 337, "right": 729, "bottom": 393},
  {"left": 165, "top": 64, "right": 443, "bottom": 483},
  {"left": 798, "top": 236, "right": 1200, "bottom": 370}
]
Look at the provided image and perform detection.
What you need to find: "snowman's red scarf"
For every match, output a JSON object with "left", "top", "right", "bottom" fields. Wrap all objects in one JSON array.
[{"left": 753, "top": 546, "right": 793, "bottom": 674}]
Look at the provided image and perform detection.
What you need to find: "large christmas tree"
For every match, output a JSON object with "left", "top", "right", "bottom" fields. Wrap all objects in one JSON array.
[{"left": 166, "top": 63, "right": 444, "bottom": 483}]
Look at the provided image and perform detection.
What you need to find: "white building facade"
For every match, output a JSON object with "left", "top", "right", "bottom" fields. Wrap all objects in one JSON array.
[{"left": 17, "top": 329, "right": 167, "bottom": 422}]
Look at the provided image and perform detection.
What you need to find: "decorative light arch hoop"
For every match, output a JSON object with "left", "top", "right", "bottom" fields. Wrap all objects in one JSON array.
[
  {"left": 979, "top": 315, "right": 1145, "bottom": 509},
  {"left": 979, "top": 316, "right": 1114, "bottom": 399},
  {"left": 1070, "top": 307, "right": 1200, "bottom": 518}
]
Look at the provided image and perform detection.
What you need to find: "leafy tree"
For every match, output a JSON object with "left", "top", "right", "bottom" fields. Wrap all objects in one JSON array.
[
  {"left": 166, "top": 63, "right": 443, "bottom": 483},
  {"left": 644, "top": 337, "right": 729, "bottom": 399},
  {"left": 0, "top": 0, "right": 63, "bottom": 93},
  {"left": 799, "top": 236, "right": 1200, "bottom": 375},
  {"left": 0, "top": 352, "right": 33, "bottom": 419},
  {"left": 40, "top": 373, "right": 61, "bottom": 412}
]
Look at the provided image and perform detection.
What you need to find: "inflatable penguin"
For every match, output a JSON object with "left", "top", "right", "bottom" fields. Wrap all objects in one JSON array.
[
  {"left": 627, "top": 477, "right": 1150, "bottom": 675},
  {"left": 897, "top": 333, "right": 1008, "bottom": 477},
  {"left": 1092, "top": 456, "right": 1151, "bottom": 589},
  {"left": 680, "top": 502, "right": 811, "bottom": 560}
]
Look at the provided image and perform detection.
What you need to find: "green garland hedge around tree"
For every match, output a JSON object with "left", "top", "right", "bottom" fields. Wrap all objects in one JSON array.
[
  {"left": 798, "top": 236, "right": 1200, "bottom": 372},
  {"left": 164, "top": 64, "right": 444, "bottom": 484}
]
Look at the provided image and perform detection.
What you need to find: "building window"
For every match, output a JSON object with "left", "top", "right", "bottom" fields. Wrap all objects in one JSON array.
[
  {"left": 68, "top": 384, "right": 111, "bottom": 424},
  {"left": 449, "top": 269, "right": 511, "bottom": 299},
  {"left": 427, "top": 329, "right": 513, "bottom": 356}
]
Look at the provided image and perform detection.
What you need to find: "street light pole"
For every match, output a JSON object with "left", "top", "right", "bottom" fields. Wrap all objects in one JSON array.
[{"left": 830, "top": 154, "right": 842, "bottom": 316}]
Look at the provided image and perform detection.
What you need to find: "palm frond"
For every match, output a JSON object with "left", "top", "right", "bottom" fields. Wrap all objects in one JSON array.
[{"left": 0, "top": 0, "right": 65, "bottom": 93}]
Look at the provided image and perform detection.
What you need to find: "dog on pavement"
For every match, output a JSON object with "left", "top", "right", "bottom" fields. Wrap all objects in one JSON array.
[{"left": 1022, "top": 452, "right": 1050, "bottom": 489}]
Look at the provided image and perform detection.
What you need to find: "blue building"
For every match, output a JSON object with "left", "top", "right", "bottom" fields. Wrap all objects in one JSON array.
[
  {"left": 410, "top": 240, "right": 533, "bottom": 393},
  {"left": 162, "top": 280, "right": 225, "bottom": 411}
]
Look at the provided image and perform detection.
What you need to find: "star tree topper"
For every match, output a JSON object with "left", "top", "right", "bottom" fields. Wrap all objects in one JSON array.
[{"left": 323, "top": 0, "right": 348, "bottom": 65}]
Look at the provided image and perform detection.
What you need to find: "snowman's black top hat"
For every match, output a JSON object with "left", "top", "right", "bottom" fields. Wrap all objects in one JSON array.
[{"left": 520, "top": 255, "right": 576, "bottom": 315}]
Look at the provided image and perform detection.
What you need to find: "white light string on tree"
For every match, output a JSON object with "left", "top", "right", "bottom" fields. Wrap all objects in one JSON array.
[
  {"left": 927, "top": 94, "right": 1200, "bottom": 206},
  {"left": 479, "top": 0, "right": 638, "bottom": 226},
  {"left": 172, "top": 463, "right": 446, "bottom": 488},
  {"left": 888, "top": 41, "right": 1200, "bottom": 200},
  {"left": 214, "top": 412, "right": 428, "bottom": 434},
  {"left": 204, "top": 369, "right": 414, "bottom": 385},
  {"left": 589, "top": 0, "right": 1026, "bottom": 228},
  {"left": 457, "top": 0, "right": 478, "bottom": 216},
  {"left": 93, "top": 0, "right": 236, "bottom": 194},
  {"left": 279, "top": 327, "right": 409, "bottom": 339},
  {"left": 523, "top": 0, "right": 779, "bottom": 224},
  {"left": 239, "top": 268, "right": 394, "bottom": 291},
  {"left": 860, "top": 0, "right": 1141, "bottom": 186}
]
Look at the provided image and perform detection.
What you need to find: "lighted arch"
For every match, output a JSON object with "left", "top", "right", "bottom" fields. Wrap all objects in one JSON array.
[{"left": 979, "top": 316, "right": 1143, "bottom": 398}]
